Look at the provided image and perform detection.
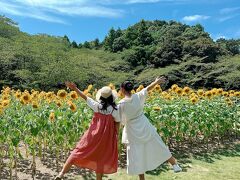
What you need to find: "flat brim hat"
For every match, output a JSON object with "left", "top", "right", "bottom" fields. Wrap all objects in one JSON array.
[{"left": 96, "top": 86, "right": 118, "bottom": 102}]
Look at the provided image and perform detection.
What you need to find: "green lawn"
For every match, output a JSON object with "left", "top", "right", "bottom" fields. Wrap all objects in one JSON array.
[{"left": 73, "top": 142, "right": 240, "bottom": 180}]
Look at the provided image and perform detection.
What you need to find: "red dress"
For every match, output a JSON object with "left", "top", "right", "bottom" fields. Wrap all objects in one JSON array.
[{"left": 66, "top": 112, "right": 118, "bottom": 174}]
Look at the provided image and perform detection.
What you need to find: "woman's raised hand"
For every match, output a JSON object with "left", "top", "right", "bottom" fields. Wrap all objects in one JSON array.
[
  {"left": 65, "top": 81, "right": 77, "bottom": 90},
  {"left": 154, "top": 76, "right": 166, "bottom": 84}
]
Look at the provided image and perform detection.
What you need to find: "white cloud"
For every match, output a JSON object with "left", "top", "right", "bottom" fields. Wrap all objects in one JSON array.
[
  {"left": 0, "top": 0, "right": 125, "bottom": 24},
  {"left": 220, "top": 7, "right": 240, "bottom": 14},
  {"left": 0, "top": 1, "right": 67, "bottom": 24},
  {"left": 182, "top": 15, "right": 210, "bottom": 23}
]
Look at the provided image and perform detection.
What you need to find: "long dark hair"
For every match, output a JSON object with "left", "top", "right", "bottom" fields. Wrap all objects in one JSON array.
[
  {"left": 99, "top": 95, "right": 117, "bottom": 111},
  {"left": 121, "top": 81, "right": 134, "bottom": 92}
]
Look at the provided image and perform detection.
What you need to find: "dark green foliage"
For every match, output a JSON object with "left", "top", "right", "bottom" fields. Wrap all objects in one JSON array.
[
  {"left": 71, "top": 41, "right": 78, "bottom": 48},
  {"left": 0, "top": 16, "right": 239, "bottom": 90}
]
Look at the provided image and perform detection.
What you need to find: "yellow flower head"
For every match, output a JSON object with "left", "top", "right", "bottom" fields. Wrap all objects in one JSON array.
[
  {"left": 49, "top": 112, "right": 55, "bottom": 122},
  {"left": 32, "top": 101, "right": 39, "bottom": 109},
  {"left": 153, "top": 106, "right": 161, "bottom": 111},
  {"left": 68, "top": 101, "right": 77, "bottom": 112},
  {"left": 183, "top": 87, "right": 191, "bottom": 94},
  {"left": 83, "top": 89, "right": 89, "bottom": 95},
  {"left": 217, "top": 88, "right": 223, "bottom": 95},
  {"left": 190, "top": 97, "right": 198, "bottom": 104},
  {"left": 229, "top": 90, "right": 235, "bottom": 94},
  {"left": 139, "top": 85, "right": 144, "bottom": 90},
  {"left": 197, "top": 89, "right": 204, "bottom": 96},
  {"left": 55, "top": 100, "right": 62, "bottom": 107},
  {"left": 108, "top": 83, "right": 115, "bottom": 90},
  {"left": 223, "top": 91, "right": 229, "bottom": 97},
  {"left": 171, "top": 84, "right": 178, "bottom": 91},
  {"left": 88, "top": 84, "right": 93, "bottom": 91},
  {"left": 70, "top": 91, "right": 78, "bottom": 99},
  {"left": 15, "top": 92, "right": 22, "bottom": 99},
  {"left": 205, "top": 91, "right": 212, "bottom": 99},
  {"left": 57, "top": 90, "right": 67, "bottom": 99},
  {"left": 21, "top": 93, "right": 31, "bottom": 103},
  {"left": 234, "top": 92, "right": 240, "bottom": 97},
  {"left": 175, "top": 87, "right": 183, "bottom": 95}
]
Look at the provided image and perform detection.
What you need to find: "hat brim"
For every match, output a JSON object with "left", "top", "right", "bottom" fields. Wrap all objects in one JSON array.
[{"left": 96, "top": 88, "right": 118, "bottom": 102}]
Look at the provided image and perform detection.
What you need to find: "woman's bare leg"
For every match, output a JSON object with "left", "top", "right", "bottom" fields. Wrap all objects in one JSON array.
[
  {"left": 139, "top": 174, "right": 145, "bottom": 180},
  {"left": 57, "top": 160, "right": 72, "bottom": 178},
  {"left": 168, "top": 156, "right": 177, "bottom": 165},
  {"left": 96, "top": 173, "right": 103, "bottom": 180}
]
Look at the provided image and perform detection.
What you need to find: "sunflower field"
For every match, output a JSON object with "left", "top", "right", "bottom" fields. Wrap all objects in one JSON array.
[{"left": 0, "top": 84, "right": 239, "bottom": 179}]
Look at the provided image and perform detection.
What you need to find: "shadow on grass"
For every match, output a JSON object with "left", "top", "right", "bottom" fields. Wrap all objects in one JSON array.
[{"left": 144, "top": 138, "right": 240, "bottom": 176}]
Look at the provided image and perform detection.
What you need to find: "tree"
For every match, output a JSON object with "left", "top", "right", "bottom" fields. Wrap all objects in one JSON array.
[
  {"left": 112, "top": 37, "right": 125, "bottom": 52},
  {"left": 103, "top": 28, "right": 116, "bottom": 51},
  {"left": 151, "top": 38, "right": 183, "bottom": 67},
  {"left": 71, "top": 41, "right": 78, "bottom": 48},
  {"left": 93, "top": 38, "right": 100, "bottom": 49},
  {"left": 136, "top": 20, "right": 153, "bottom": 46},
  {"left": 0, "top": 15, "right": 19, "bottom": 38},
  {"left": 83, "top": 41, "right": 91, "bottom": 48},
  {"left": 183, "top": 37, "right": 220, "bottom": 62}
]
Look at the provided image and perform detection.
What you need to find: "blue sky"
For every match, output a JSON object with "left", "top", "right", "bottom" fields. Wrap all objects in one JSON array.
[{"left": 0, "top": 0, "right": 240, "bottom": 43}]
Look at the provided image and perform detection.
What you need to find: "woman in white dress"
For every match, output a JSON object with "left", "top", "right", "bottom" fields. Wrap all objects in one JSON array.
[{"left": 119, "top": 77, "right": 182, "bottom": 180}]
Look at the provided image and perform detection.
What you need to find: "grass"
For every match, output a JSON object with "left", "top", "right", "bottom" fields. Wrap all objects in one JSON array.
[
  {"left": 107, "top": 156, "right": 240, "bottom": 180},
  {"left": 71, "top": 142, "right": 240, "bottom": 180}
]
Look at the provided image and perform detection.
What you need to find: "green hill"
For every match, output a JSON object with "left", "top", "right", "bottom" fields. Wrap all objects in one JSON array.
[{"left": 0, "top": 16, "right": 239, "bottom": 90}]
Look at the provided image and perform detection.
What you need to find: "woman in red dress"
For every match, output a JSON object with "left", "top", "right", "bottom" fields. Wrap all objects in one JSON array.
[{"left": 55, "top": 82, "right": 120, "bottom": 180}]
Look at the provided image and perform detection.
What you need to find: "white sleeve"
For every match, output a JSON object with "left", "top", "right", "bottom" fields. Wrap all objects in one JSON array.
[
  {"left": 136, "top": 88, "right": 148, "bottom": 104},
  {"left": 86, "top": 97, "right": 100, "bottom": 112},
  {"left": 116, "top": 103, "right": 127, "bottom": 125},
  {"left": 112, "top": 107, "right": 121, "bottom": 122}
]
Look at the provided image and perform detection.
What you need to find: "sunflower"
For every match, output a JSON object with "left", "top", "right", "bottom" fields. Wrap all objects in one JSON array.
[
  {"left": 0, "top": 107, "right": 3, "bottom": 115},
  {"left": 68, "top": 101, "right": 77, "bottom": 112},
  {"left": 139, "top": 85, "right": 144, "bottom": 90},
  {"left": 2, "top": 95, "right": 9, "bottom": 100},
  {"left": 164, "top": 94, "right": 172, "bottom": 100},
  {"left": 131, "top": 90, "right": 135, "bottom": 94},
  {"left": 153, "top": 106, "right": 161, "bottom": 111},
  {"left": 190, "top": 97, "right": 198, "bottom": 104},
  {"left": 83, "top": 89, "right": 89, "bottom": 95},
  {"left": 175, "top": 87, "right": 183, "bottom": 96},
  {"left": 205, "top": 91, "right": 212, "bottom": 99},
  {"left": 108, "top": 83, "right": 115, "bottom": 90},
  {"left": 46, "top": 92, "right": 54, "bottom": 99},
  {"left": 57, "top": 90, "right": 67, "bottom": 99},
  {"left": 197, "top": 89, "right": 204, "bottom": 96},
  {"left": 225, "top": 98, "right": 231, "bottom": 102},
  {"left": 70, "top": 91, "right": 78, "bottom": 99},
  {"left": 211, "top": 88, "right": 217, "bottom": 96},
  {"left": 21, "top": 93, "right": 31, "bottom": 104},
  {"left": 229, "top": 90, "right": 235, "bottom": 94},
  {"left": 154, "top": 84, "right": 161, "bottom": 90},
  {"left": 171, "top": 84, "right": 178, "bottom": 91},
  {"left": 15, "top": 92, "right": 22, "bottom": 99},
  {"left": 183, "top": 87, "right": 191, "bottom": 94},
  {"left": 234, "top": 92, "right": 240, "bottom": 97},
  {"left": 227, "top": 100, "right": 233, "bottom": 106},
  {"left": 32, "top": 101, "right": 39, "bottom": 109},
  {"left": 217, "top": 88, "right": 223, "bottom": 95},
  {"left": 49, "top": 112, "right": 55, "bottom": 122},
  {"left": 88, "top": 84, "right": 93, "bottom": 91},
  {"left": 55, "top": 100, "right": 62, "bottom": 107},
  {"left": 223, "top": 91, "right": 229, "bottom": 97}
]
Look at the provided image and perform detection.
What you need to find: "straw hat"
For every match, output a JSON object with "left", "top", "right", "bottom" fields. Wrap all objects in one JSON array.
[{"left": 96, "top": 86, "right": 118, "bottom": 102}]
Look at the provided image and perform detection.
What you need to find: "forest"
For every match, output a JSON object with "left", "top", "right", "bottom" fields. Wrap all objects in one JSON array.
[{"left": 0, "top": 15, "right": 240, "bottom": 90}]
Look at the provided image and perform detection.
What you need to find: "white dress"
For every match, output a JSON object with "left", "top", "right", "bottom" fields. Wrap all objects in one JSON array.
[{"left": 119, "top": 88, "right": 172, "bottom": 175}]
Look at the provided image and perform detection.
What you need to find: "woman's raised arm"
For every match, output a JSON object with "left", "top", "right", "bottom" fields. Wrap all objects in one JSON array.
[
  {"left": 146, "top": 76, "right": 166, "bottom": 92},
  {"left": 65, "top": 82, "right": 87, "bottom": 101}
]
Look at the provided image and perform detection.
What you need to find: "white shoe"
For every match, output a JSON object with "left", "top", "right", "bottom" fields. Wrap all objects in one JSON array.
[{"left": 173, "top": 164, "right": 182, "bottom": 173}]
